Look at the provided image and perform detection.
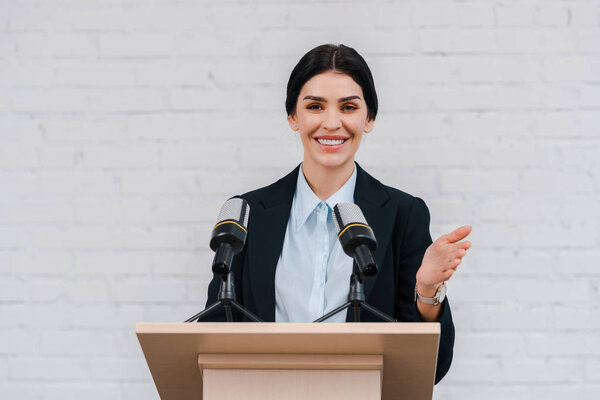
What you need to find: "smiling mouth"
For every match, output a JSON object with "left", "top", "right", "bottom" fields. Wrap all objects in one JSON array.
[{"left": 315, "top": 138, "right": 348, "bottom": 146}]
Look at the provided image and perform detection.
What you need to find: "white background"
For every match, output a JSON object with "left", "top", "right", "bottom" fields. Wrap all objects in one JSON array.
[{"left": 1, "top": 0, "right": 599, "bottom": 398}]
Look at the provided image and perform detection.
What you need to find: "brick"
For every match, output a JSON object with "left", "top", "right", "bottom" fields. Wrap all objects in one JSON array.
[
  {"left": 111, "top": 227, "right": 190, "bottom": 249},
  {"left": 0, "top": 330, "right": 39, "bottom": 355},
  {"left": 44, "top": 117, "right": 126, "bottom": 142},
  {"left": 39, "top": 146, "right": 78, "bottom": 169},
  {"left": 41, "top": 331, "right": 115, "bottom": 356},
  {"left": 13, "top": 252, "right": 72, "bottom": 275},
  {"left": 452, "top": 304, "right": 553, "bottom": 331},
  {"left": 501, "top": 358, "right": 581, "bottom": 383},
  {"left": 458, "top": 3, "right": 495, "bottom": 27},
  {"left": 0, "top": 62, "right": 55, "bottom": 86},
  {"left": 151, "top": 250, "right": 212, "bottom": 276},
  {"left": 375, "top": 56, "right": 452, "bottom": 85},
  {"left": 98, "top": 34, "right": 173, "bottom": 58},
  {"left": 578, "top": 28, "right": 600, "bottom": 52},
  {"left": 520, "top": 170, "right": 594, "bottom": 194},
  {"left": 534, "top": 3, "right": 570, "bottom": 26},
  {"left": 554, "top": 305, "right": 600, "bottom": 330},
  {"left": 67, "top": 304, "right": 145, "bottom": 328},
  {"left": 527, "top": 333, "right": 600, "bottom": 356},
  {"left": 7, "top": 5, "right": 56, "bottom": 31},
  {"left": 170, "top": 88, "right": 244, "bottom": 111},
  {"left": 570, "top": 3, "right": 600, "bottom": 26},
  {"left": 29, "top": 227, "right": 115, "bottom": 249},
  {"left": 56, "top": 64, "right": 135, "bottom": 86},
  {"left": 557, "top": 250, "right": 600, "bottom": 275},
  {"left": 373, "top": 2, "right": 411, "bottom": 27},
  {"left": 81, "top": 144, "right": 158, "bottom": 168},
  {"left": 0, "top": 279, "right": 29, "bottom": 301},
  {"left": 109, "top": 280, "right": 187, "bottom": 303},
  {"left": 495, "top": 3, "right": 535, "bottom": 26},
  {"left": 458, "top": 56, "right": 539, "bottom": 83},
  {"left": 74, "top": 252, "right": 149, "bottom": 275},
  {"left": 581, "top": 85, "right": 600, "bottom": 107},
  {"left": 90, "top": 89, "right": 165, "bottom": 112},
  {"left": 74, "top": 199, "right": 153, "bottom": 224},
  {"left": 419, "top": 29, "right": 496, "bottom": 53},
  {"left": 413, "top": 2, "right": 458, "bottom": 26},
  {"left": 450, "top": 279, "right": 591, "bottom": 304},
  {"left": 41, "top": 383, "right": 121, "bottom": 400},
  {"left": 445, "top": 358, "right": 502, "bottom": 383},
  {"left": 10, "top": 357, "right": 88, "bottom": 380},
  {"left": 455, "top": 333, "right": 526, "bottom": 357},
  {"left": 543, "top": 56, "right": 600, "bottom": 82},
  {"left": 496, "top": 28, "right": 577, "bottom": 54},
  {"left": 440, "top": 171, "right": 518, "bottom": 194},
  {"left": 0, "top": 143, "right": 38, "bottom": 169},
  {"left": 579, "top": 111, "right": 600, "bottom": 137},
  {"left": 0, "top": 200, "right": 74, "bottom": 223},
  {"left": 586, "top": 359, "right": 600, "bottom": 381},
  {"left": 238, "top": 139, "right": 302, "bottom": 168},
  {"left": 17, "top": 34, "right": 96, "bottom": 57},
  {"left": 121, "top": 172, "right": 200, "bottom": 195}
]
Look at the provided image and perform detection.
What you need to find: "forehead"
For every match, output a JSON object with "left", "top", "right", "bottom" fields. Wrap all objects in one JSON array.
[{"left": 299, "top": 71, "right": 364, "bottom": 98}]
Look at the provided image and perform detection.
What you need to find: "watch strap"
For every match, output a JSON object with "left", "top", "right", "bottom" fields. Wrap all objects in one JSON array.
[{"left": 414, "top": 282, "right": 446, "bottom": 306}]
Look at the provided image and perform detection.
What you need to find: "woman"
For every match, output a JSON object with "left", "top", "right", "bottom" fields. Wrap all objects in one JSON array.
[{"left": 205, "top": 44, "right": 472, "bottom": 383}]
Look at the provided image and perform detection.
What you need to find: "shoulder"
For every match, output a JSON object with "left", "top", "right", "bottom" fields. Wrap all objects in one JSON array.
[
  {"left": 356, "top": 164, "right": 429, "bottom": 213},
  {"left": 235, "top": 164, "right": 301, "bottom": 208}
]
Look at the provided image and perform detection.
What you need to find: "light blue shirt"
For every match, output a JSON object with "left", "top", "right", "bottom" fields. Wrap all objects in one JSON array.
[{"left": 275, "top": 164, "right": 357, "bottom": 322}]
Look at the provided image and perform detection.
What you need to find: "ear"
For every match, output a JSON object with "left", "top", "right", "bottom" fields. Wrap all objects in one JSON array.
[
  {"left": 364, "top": 117, "right": 374, "bottom": 134},
  {"left": 287, "top": 114, "right": 299, "bottom": 132}
]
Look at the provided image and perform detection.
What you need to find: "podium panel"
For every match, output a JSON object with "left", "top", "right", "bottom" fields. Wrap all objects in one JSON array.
[{"left": 136, "top": 322, "right": 440, "bottom": 400}]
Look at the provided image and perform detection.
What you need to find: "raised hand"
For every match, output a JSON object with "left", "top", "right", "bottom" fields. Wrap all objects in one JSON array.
[{"left": 416, "top": 225, "right": 472, "bottom": 292}]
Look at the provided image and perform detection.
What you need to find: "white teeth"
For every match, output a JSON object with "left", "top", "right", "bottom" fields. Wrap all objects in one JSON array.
[{"left": 317, "top": 138, "right": 345, "bottom": 145}]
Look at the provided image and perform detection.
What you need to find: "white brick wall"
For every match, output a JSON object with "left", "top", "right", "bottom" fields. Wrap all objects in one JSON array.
[{"left": 0, "top": 0, "right": 598, "bottom": 399}]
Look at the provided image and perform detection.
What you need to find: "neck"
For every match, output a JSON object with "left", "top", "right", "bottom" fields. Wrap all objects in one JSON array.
[{"left": 301, "top": 160, "right": 355, "bottom": 202}]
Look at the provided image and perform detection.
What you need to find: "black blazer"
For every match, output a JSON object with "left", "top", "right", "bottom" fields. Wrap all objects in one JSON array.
[{"left": 205, "top": 163, "right": 454, "bottom": 383}]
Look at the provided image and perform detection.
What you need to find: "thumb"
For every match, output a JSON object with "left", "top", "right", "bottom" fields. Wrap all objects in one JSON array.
[{"left": 441, "top": 225, "right": 472, "bottom": 244}]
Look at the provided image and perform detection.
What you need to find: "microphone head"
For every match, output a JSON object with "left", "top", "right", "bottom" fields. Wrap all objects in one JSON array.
[
  {"left": 210, "top": 197, "right": 250, "bottom": 254},
  {"left": 333, "top": 202, "right": 377, "bottom": 255},
  {"left": 332, "top": 202, "right": 368, "bottom": 232},
  {"left": 215, "top": 197, "right": 250, "bottom": 228}
]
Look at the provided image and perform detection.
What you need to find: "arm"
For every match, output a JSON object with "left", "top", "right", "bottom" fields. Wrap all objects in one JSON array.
[{"left": 396, "top": 197, "right": 461, "bottom": 384}]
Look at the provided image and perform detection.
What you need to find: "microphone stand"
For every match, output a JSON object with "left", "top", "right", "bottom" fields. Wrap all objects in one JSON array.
[
  {"left": 185, "top": 271, "right": 263, "bottom": 322},
  {"left": 314, "top": 263, "right": 395, "bottom": 323}
]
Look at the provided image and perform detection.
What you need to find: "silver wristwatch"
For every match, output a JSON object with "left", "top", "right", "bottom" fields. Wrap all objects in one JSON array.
[{"left": 414, "top": 282, "right": 447, "bottom": 305}]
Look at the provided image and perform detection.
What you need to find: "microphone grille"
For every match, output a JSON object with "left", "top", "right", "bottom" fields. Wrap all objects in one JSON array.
[
  {"left": 333, "top": 202, "right": 367, "bottom": 231},
  {"left": 216, "top": 197, "right": 250, "bottom": 228}
]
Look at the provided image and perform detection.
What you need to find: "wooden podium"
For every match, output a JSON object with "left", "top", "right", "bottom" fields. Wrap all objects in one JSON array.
[{"left": 136, "top": 322, "right": 440, "bottom": 400}]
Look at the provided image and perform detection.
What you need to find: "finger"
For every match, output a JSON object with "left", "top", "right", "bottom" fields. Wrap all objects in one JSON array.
[
  {"left": 441, "top": 225, "right": 472, "bottom": 244},
  {"left": 442, "top": 269, "right": 455, "bottom": 281},
  {"left": 455, "top": 248, "right": 467, "bottom": 258}
]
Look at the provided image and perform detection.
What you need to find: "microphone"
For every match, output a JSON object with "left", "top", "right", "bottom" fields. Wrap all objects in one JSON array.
[
  {"left": 332, "top": 203, "right": 378, "bottom": 279},
  {"left": 210, "top": 197, "right": 250, "bottom": 279}
]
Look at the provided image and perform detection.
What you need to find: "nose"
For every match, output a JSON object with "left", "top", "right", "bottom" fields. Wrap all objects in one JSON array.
[{"left": 322, "top": 108, "right": 342, "bottom": 131}]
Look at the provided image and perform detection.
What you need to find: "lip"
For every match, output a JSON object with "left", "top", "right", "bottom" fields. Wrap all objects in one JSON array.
[{"left": 313, "top": 136, "right": 350, "bottom": 151}]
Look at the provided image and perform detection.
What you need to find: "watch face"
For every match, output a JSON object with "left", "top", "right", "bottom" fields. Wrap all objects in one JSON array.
[{"left": 437, "top": 283, "right": 447, "bottom": 302}]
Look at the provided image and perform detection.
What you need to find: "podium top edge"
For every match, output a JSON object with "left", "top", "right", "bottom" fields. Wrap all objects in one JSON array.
[{"left": 135, "top": 322, "right": 440, "bottom": 335}]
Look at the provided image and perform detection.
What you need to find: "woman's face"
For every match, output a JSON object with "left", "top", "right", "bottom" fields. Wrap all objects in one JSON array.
[{"left": 288, "top": 70, "right": 374, "bottom": 173}]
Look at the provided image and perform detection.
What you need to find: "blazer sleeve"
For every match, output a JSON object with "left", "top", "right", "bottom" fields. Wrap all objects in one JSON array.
[{"left": 395, "top": 197, "right": 455, "bottom": 384}]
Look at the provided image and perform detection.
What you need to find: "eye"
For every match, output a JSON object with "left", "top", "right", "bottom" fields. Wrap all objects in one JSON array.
[
  {"left": 307, "top": 103, "right": 323, "bottom": 110},
  {"left": 342, "top": 104, "right": 358, "bottom": 111}
]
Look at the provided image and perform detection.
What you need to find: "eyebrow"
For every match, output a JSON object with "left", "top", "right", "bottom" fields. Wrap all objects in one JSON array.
[{"left": 302, "top": 95, "right": 362, "bottom": 102}]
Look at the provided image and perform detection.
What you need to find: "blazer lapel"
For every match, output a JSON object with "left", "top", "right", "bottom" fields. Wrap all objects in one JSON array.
[
  {"left": 246, "top": 165, "right": 299, "bottom": 321},
  {"left": 353, "top": 163, "right": 394, "bottom": 304}
]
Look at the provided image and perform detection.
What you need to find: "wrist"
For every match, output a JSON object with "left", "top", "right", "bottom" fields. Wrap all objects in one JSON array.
[{"left": 416, "top": 281, "right": 439, "bottom": 298}]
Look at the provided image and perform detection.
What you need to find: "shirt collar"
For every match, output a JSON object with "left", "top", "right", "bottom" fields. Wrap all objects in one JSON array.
[{"left": 293, "top": 163, "right": 357, "bottom": 231}]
